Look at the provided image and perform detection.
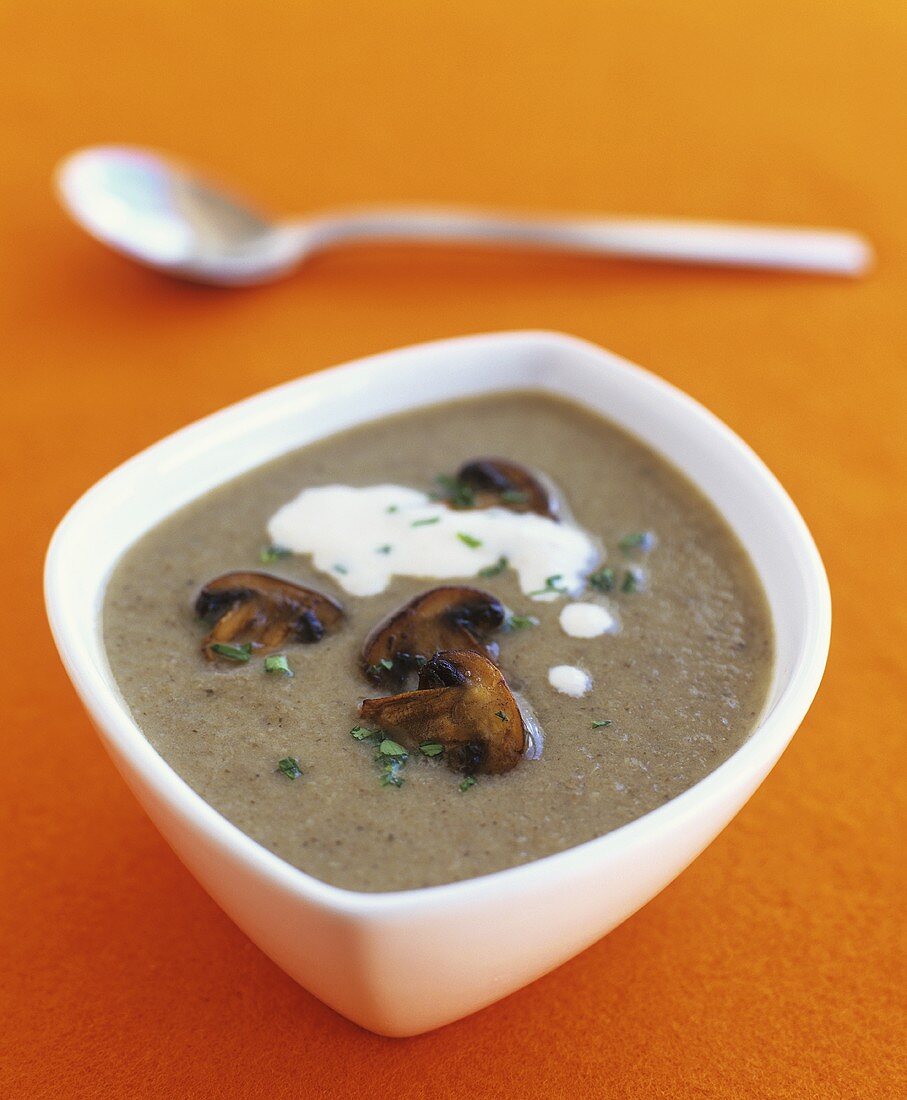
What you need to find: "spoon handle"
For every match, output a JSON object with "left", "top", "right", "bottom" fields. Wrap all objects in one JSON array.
[{"left": 302, "top": 209, "right": 871, "bottom": 275}]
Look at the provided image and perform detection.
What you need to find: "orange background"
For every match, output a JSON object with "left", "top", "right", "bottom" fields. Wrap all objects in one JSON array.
[{"left": 2, "top": 1, "right": 905, "bottom": 1096}]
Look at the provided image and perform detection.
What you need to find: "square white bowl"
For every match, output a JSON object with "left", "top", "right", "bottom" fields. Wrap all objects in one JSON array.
[{"left": 45, "top": 331, "right": 830, "bottom": 1036}]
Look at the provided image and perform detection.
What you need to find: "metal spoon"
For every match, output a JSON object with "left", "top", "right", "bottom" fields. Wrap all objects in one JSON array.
[{"left": 55, "top": 145, "right": 872, "bottom": 286}]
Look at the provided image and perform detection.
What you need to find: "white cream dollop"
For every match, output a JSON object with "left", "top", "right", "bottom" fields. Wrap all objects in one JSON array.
[
  {"left": 548, "top": 665, "right": 593, "bottom": 697},
  {"left": 559, "top": 601, "right": 618, "bottom": 638},
  {"left": 267, "top": 484, "right": 600, "bottom": 599}
]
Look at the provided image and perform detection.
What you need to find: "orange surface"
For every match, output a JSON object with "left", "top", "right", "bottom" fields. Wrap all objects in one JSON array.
[{"left": 1, "top": 1, "right": 905, "bottom": 1095}]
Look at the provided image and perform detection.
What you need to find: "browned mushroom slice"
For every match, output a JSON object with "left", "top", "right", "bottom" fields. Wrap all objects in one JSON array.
[
  {"left": 358, "top": 650, "right": 526, "bottom": 775},
  {"left": 361, "top": 586, "right": 505, "bottom": 688},
  {"left": 455, "top": 457, "right": 560, "bottom": 519},
  {"left": 196, "top": 571, "right": 344, "bottom": 660}
]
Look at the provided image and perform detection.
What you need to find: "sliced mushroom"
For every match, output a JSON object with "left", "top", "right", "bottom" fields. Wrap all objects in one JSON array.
[
  {"left": 361, "top": 586, "right": 505, "bottom": 688},
  {"left": 196, "top": 571, "right": 344, "bottom": 660},
  {"left": 456, "top": 457, "right": 560, "bottom": 519},
  {"left": 358, "top": 650, "right": 526, "bottom": 774}
]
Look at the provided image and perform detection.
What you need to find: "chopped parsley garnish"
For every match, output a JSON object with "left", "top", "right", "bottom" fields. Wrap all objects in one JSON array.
[
  {"left": 459, "top": 776, "right": 477, "bottom": 792},
  {"left": 504, "top": 612, "right": 539, "bottom": 632},
  {"left": 260, "top": 545, "right": 291, "bottom": 563},
  {"left": 621, "top": 567, "right": 644, "bottom": 593},
  {"left": 276, "top": 756, "right": 302, "bottom": 780},
  {"left": 500, "top": 489, "right": 530, "bottom": 504},
  {"left": 420, "top": 742, "right": 444, "bottom": 757},
  {"left": 210, "top": 642, "right": 252, "bottom": 662},
  {"left": 380, "top": 761, "right": 405, "bottom": 787},
  {"left": 378, "top": 658, "right": 394, "bottom": 670},
  {"left": 457, "top": 532, "right": 483, "bottom": 549},
  {"left": 376, "top": 742, "right": 408, "bottom": 787},
  {"left": 333, "top": 563, "right": 349, "bottom": 575},
  {"left": 386, "top": 504, "right": 399, "bottom": 514},
  {"left": 478, "top": 556, "right": 508, "bottom": 578},
  {"left": 432, "top": 474, "right": 476, "bottom": 510},
  {"left": 378, "top": 739, "right": 408, "bottom": 758},
  {"left": 494, "top": 710, "right": 508, "bottom": 722},
  {"left": 619, "top": 531, "right": 655, "bottom": 554},
  {"left": 264, "top": 654, "right": 293, "bottom": 676},
  {"left": 376, "top": 544, "right": 393, "bottom": 554},
  {"left": 350, "top": 725, "right": 377, "bottom": 741},
  {"left": 528, "top": 573, "right": 567, "bottom": 597},
  {"left": 588, "top": 567, "right": 615, "bottom": 592},
  {"left": 592, "top": 719, "right": 613, "bottom": 728},
  {"left": 350, "top": 725, "right": 408, "bottom": 787},
  {"left": 411, "top": 516, "right": 440, "bottom": 528}
]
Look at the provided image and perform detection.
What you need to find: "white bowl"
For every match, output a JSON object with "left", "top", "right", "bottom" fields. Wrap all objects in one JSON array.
[{"left": 45, "top": 331, "right": 830, "bottom": 1036}]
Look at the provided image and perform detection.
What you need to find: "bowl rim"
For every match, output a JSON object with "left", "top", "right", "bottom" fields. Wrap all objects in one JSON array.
[{"left": 44, "top": 329, "right": 831, "bottom": 917}]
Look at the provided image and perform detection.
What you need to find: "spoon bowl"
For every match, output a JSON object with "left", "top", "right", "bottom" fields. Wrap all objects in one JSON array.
[
  {"left": 56, "top": 145, "right": 873, "bottom": 285},
  {"left": 56, "top": 147, "right": 306, "bottom": 284}
]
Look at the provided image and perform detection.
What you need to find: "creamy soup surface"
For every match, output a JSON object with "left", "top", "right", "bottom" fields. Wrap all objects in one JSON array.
[{"left": 103, "top": 392, "right": 774, "bottom": 892}]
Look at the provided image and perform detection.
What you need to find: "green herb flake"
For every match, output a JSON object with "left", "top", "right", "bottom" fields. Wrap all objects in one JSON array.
[
  {"left": 350, "top": 725, "right": 377, "bottom": 741},
  {"left": 478, "top": 556, "right": 509, "bottom": 578},
  {"left": 592, "top": 719, "right": 613, "bottom": 728},
  {"left": 376, "top": 544, "right": 393, "bottom": 554},
  {"left": 380, "top": 764, "right": 405, "bottom": 788},
  {"left": 210, "top": 642, "right": 252, "bottom": 662},
  {"left": 494, "top": 710, "right": 508, "bottom": 722},
  {"left": 420, "top": 742, "right": 445, "bottom": 757},
  {"left": 621, "top": 568, "right": 644, "bottom": 594},
  {"left": 432, "top": 474, "right": 455, "bottom": 494},
  {"left": 379, "top": 739, "right": 408, "bottom": 758},
  {"left": 459, "top": 776, "right": 477, "bottom": 792},
  {"left": 504, "top": 613, "right": 539, "bottom": 632},
  {"left": 457, "top": 532, "right": 483, "bottom": 549},
  {"left": 378, "top": 752, "right": 407, "bottom": 787},
  {"left": 411, "top": 516, "right": 441, "bottom": 528},
  {"left": 588, "top": 567, "right": 615, "bottom": 592},
  {"left": 500, "top": 489, "right": 530, "bottom": 504},
  {"left": 264, "top": 654, "right": 293, "bottom": 676},
  {"left": 378, "top": 658, "right": 394, "bottom": 671},
  {"left": 528, "top": 573, "right": 567, "bottom": 597},
  {"left": 386, "top": 505, "right": 399, "bottom": 514},
  {"left": 433, "top": 474, "right": 476, "bottom": 510},
  {"left": 260, "top": 545, "right": 291, "bottom": 563},
  {"left": 619, "top": 531, "right": 655, "bottom": 554},
  {"left": 276, "top": 756, "right": 302, "bottom": 780},
  {"left": 351, "top": 726, "right": 408, "bottom": 786},
  {"left": 333, "top": 563, "right": 349, "bottom": 575}
]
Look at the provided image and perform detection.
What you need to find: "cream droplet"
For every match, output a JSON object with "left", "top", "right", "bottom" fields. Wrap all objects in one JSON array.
[
  {"left": 559, "top": 602, "right": 618, "bottom": 638},
  {"left": 548, "top": 665, "right": 592, "bottom": 697}
]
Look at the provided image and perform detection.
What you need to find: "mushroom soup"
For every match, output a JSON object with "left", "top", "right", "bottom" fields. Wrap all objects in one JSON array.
[{"left": 103, "top": 392, "right": 773, "bottom": 892}]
